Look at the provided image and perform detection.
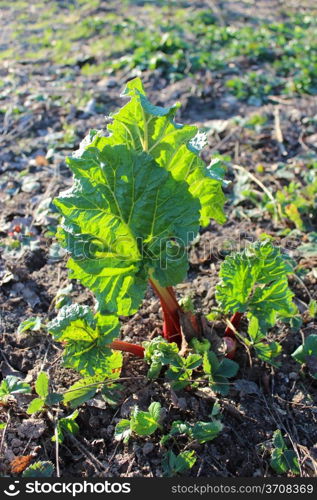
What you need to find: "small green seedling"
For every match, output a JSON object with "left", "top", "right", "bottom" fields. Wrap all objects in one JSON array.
[
  {"left": 115, "top": 402, "right": 162, "bottom": 443},
  {"left": 202, "top": 350, "right": 239, "bottom": 396},
  {"left": 162, "top": 450, "right": 196, "bottom": 477},
  {"left": 144, "top": 336, "right": 238, "bottom": 393},
  {"left": 22, "top": 461, "right": 55, "bottom": 478},
  {"left": 162, "top": 418, "right": 223, "bottom": 445},
  {"left": 18, "top": 317, "right": 42, "bottom": 334},
  {"left": 0, "top": 375, "right": 31, "bottom": 403},
  {"left": 266, "top": 172, "right": 317, "bottom": 232},
  {"left": 270, "top": 430, "right": 300, "bottom": 475},
  {"left": 165, "top": 354, "right": 202, "bottom": 390},
  {"left": 144, "top": 336, "right": 202, "bottom": 389},
  {"left": 52, "top": 410, "right": 79, "bottom": 443},
  {"left": 27, "top": 372, "right": 62, "bottom": 414},
  {"left": 143, "top": 337, "right": 180, "bottom": 379},
  {"left": 292, "top": 334, "right": 317, "bottom": 379}
]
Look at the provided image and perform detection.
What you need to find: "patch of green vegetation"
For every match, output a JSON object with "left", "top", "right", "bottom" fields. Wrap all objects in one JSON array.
[
  {"left": 3, "top": 1, "right": 317, "bottom": 100},
  {"left": 266, "top": 161, "right": 317, "bottom": 231},
  {"left": 0, "top": 48, "right": 15, "bottom": 61},
  {"left": 226, "top": 72, "right": 282, "bottom": 104},
  {"left": 81, "top": 62, "right": 109, "bottom": 76}
]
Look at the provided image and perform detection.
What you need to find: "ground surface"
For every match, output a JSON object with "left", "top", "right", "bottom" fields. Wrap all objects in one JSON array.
[{"left": 0, "top": 0, "right": 317, "bottom": 478}]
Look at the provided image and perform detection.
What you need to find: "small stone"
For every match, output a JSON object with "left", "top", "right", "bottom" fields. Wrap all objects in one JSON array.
[
  {"left": 106, "top": 79, "right": 117, "bottom": 88},
  {"left": 4, "top": 450, "right": 15, "bottom": 462},
  {"left": 289, "top": 372, "right": 298, "bottom": 380},
  {"left": 149, "top": 302, "right": 160, "bottom": 314},
  {"left": 142, "top": 442, "right": 154, "bottom": 455}
]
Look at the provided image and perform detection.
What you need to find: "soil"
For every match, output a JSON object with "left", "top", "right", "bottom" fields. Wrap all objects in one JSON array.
[{"left": 0, "top": 0, "right": 317, "bottom": 479}]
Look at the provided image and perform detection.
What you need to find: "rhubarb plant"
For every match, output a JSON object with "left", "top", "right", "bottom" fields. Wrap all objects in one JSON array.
[
  {"left": 50, "top": 80, "right": 297, "bottom": 401},
  {"left": 215, "top": 240, "right": 297, "bottom": 365},
  {"left": 54, "top": 77, "right": 225, "bottom": 350}
]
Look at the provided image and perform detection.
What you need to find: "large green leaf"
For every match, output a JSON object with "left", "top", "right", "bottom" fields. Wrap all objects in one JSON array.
[
  {"left": 55, "top": 145, "right": 200, "bottom": 315},
  {"left": 79, "top": 78, "right": 225, "bottom": 227},
  {"left": 216, "top": 240, "right": 296, "bottom": 338},
  {"left": 48, "top": 304, "right": 121, "bottom": 376}
]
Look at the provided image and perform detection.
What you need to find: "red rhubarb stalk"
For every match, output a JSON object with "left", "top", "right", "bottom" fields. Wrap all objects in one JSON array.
[
  {"left": 110, "top": 339, "right": 144, "bottom": 358},
  {"left": 110, "top": 291, "right": 243, "bottom": 360},
  {"left": 149, "top": 277, "right": 182, "bottom": 345}
]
